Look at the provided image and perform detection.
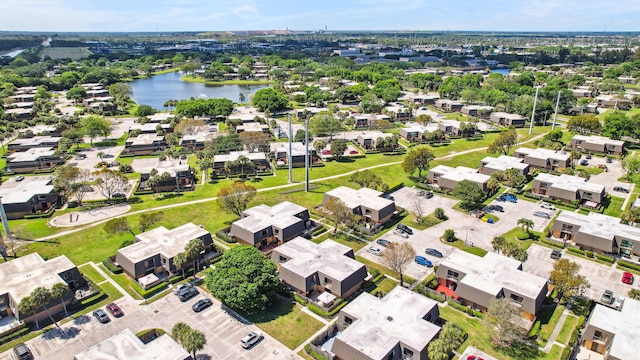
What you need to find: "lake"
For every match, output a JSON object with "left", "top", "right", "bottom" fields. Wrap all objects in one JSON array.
[
  {"left": 129, "top": 71, "right": 268, "bottom": 109},
  {"left": 491, "top": 68, "right": 511, "bottom": 75}
]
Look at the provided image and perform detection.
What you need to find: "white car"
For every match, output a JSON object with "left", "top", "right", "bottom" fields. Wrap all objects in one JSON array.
[
  {"left": 540, "top": 202, "right": 556, "bottom": 211},
  {"left": 367, "top": 247, "right": 382, "bottom": 256},
  {"left": 241, "top": 331, "right": 263, "bottom": 349}
]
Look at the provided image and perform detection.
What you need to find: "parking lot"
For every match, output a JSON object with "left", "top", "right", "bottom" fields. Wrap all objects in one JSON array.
[{"left": 0, "top": 286, "right": 299, "bottom": 360}]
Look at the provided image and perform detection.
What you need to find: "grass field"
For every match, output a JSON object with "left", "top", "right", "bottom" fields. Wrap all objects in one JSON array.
[{"left": 40, "top": 47, "right": 92, "bottom": 60}]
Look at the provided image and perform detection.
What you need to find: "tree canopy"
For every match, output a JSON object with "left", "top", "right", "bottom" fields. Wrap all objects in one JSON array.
[
  {"left": 252, "top": 88, "right": 289, "bottom": 113},
  {"left": 550, "top": 258, "right": 590, "bottom": 300},
  {"left": 452, "top": 180, "right": 486, "bottom": 210},
  {"left": 216, "top": 182, "right": 257, "bottom": 216},
  {"left": 402, "top": 147, "right": 435, "bottom": 178},
  {"left": 487, "top": 128, "right": 517, "bottom": 155}
]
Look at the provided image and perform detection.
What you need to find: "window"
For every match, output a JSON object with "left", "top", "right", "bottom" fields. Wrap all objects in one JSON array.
[
  {"left": 510, "top": 294, "right": 524, "bottom": 303},
  {"left": 539, "top": 183, "right": 548, "bottom": 189},
  {"left": 261, "top": 229, "right": 268, "bottom": 236},
  {"left": 403, "top": 348, "right": 414, "bottom": 357},
  {"left": 274, "top": 228, "right": 279, "bottom": 235},
  {"left": 279, "top": 256, "right": 287, "bottom": 263},
  {"left": 447, "top": 270, "right": 459, "bottom": 278},
  {"left": 621, "top": 239, "right": 634, "bottom": 249},
  {"left": 365, "top": 209, "right": 371, "bottom": 215},
  {"left": 324, "top": 277, "right": 332, "bottom": 284},
  {"left": 38, "top": 195, "right": 47, "bottom": 201},
  {"left": 594, "top": 330, "right": 604, "bottom": 341},
  {"left": 344, "top": 316, "right": 353, "bottom": 325},
  {"left": 561, "top": 224, "right": 574, "bottom": 231}
]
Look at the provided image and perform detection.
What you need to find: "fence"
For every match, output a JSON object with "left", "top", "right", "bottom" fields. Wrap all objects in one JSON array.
[{"left": 308, "top": 324, "right": 339, "bottom": 360}]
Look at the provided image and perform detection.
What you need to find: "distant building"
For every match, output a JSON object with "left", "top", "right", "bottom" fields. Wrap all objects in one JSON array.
[
  {"left": 427, "top": 165, "right": 490, "bottom": 192},
  {"left": 74, "top": 328, "right": 190, "bottom": 360},
  {"left": 434, "top": 99, "right": 463, "bottom": 112},
  {"left": 569, "top": 135, "right": 625, "bottom": 156},
  {"left": 0, "top": 176, "right": 60, "bottom": 219},
  {"left": 212, "top": 151, "right": 270, "bottom": 176},
  {"left": 6, "top": 148, "right": 65, "bottom": 174},
  {"left": 532, "top": 173, "right": 606, "bottom": 205},
  {"left": 436, "top": 250, "right": 548, "bottom": 321},
  {"left": 331, "top": 287, "right": 441, "bottom": 360},
  {"left": 461, "top": 105, "right": 493, "bottom": 118},
  {"left": 271, "top": 237, "right": 367, "bottom": 298},
  {"left": 579, "top": 299, "right": 640, "bottom": 360},
  {"left": 229, "top": 201, "right": 311, "bottom": 247},
  {"left": 551, "top": 212, "right": 640, "bottom": 257},
  {"left": 323, "top": 186, "right": 396, "bottom": 226},
  {"left": 270, "top": 142, "right": 317, "bottom": 168},
  {"left": 180, "top": 133, "right": 214, "bottom": 152},
  {"left": 236, "top": 121, "right": 270, "bottom": 134},
  {"left": 131, "top": 157, "right": 195, "bottom": 192},
  {"left": 124, "top": 134, "right": 167, "bottom": 156},
  {"left": 7, "top": 136, "right": 60, "bottom": 153},
  {"left": 513, "top": 147, "right": 571, "bottom": 172},
  {"left": 595, "top": 95, "right": 631, "bottom": 110},
  {"left": 489, "top": 112, "right": 526, "bottom": 128},
  {"left": 478, "top": 155, "right": 530, "bottom": 176}
]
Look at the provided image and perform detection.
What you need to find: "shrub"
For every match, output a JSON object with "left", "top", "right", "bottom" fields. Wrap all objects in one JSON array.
[
  {"left": 567, "top": 247, "right": 585, "bottom": 256},
  {"left": 618, "top": 260, "right": 640, "bottom": 272},
  {"left": 305, "top": 344, "right": 330, "bottom": 360},
  {"left": 312, "top": 226, "right": 327, "bottom": 236},
  {"left": 529, "top": 321, "right": 542, "bottom": 338},
  {"left": 368, "top": 267, "right": 381, "bottom": 278},
  {"left": 541, "top": 238, "right": 564, "bottom": 248},
  {"left": 294, "top": 293, "right": 307, "bottom": 305},
  {"left": 307, "top": 300, "right": 348, "bottom": 318},
  {"left": 442, "top": 229, "right": 456, "bottom": 242},
  {"left": 216, "top": 231, "right": 236, "bottom": 243},
  {"left": 596, "top": 254, "right": 614, "bottom": 263},
  {"left": 434, "top": 207, "right": 448, "bottom": 220},
  {"left": 102, "top": 258, "right": 123, "bottom": 274},
  {"left": 585, "top": 250, "right": 594, "bottom": 258}
]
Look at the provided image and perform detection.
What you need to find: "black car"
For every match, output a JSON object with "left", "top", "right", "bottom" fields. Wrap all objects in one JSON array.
[
  {"left": 580, "top": 160, "right": 589, "bottom": 166},
  {"left": 396, "top": 223, "right": 414, "bottom": 235},
  {"left": 179, "top": 287, "right": 199, "bottom": 302},
  {"left": 376, "top": 239, "right": 391, "bottom": 247},
  {"left": 585, "top": 154, "right": 592, "bottom": 159},
  {"left": 606, "top": 158, "right": 613, "bottom": 163},
  {"left": 423, "top": 192, "right": 434, "bottom": 199},
  {"left": 614, "top": 186, "right": 630, "bottom": 193},
  {"left": 425, "top": 248, "right": 443, "bottom": 258},
  {"left": 550, "top": 250, "right": 562, "bottom": 259},
  {"left": 13, "top": 343, "right": 33, "bottom": 360},
  {"left": 486, "top": 205, "right": 504, "bottom": 212},
  {"left": 192, "top": 298, "right": 213, "bottom": 312}
]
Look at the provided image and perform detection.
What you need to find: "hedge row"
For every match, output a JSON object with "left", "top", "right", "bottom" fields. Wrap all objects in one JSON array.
[
  {"left": 447, "top": 300, "right": 482, "bottom": 318},
  {"left": 618, "top": 260, "right": 640, "bottom": 272},
  {"left": 307, "top": 299, "right": 348, "bottom": 318},
  {"left": 24, "top": 207, "right": 56, "bottom": 219},
  {"left": 567, "top": 247, "right": 586, "bottom": 256},
  {"left": 133, "top": 281, "right": 169, "bottom": 299},
  {"left": 216, "top": 231, "right": 236, "bottom": 243},
  {"left": 596, "top": 254, "right": 615, "bottom": 263},
  {"left": 293, "top": 293, "right": 307, "bottom": 306},
  {"left": 0, "top": 327, "right": 30, "bottom": 347},
  {"left": 541, "top": 238, "right": 564, "bottom": 248},
  {"left": 102, "top": 258, "right": 123, "bottom": 274}
]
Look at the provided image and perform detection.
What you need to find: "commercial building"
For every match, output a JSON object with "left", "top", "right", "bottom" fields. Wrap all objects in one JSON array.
[{"left": 229, "top": 201, "right": 311, "bottom": 247}]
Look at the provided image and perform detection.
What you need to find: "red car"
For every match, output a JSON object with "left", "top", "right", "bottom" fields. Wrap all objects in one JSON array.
[
  {"left": 622, "top": 272, "right": 634, "bottom": 285},
  {"left": 106, "top": 302, "right": 124, "bottom": 317},
  {"left": 467, "top": 357, "right": 484, "bottom": 360}
]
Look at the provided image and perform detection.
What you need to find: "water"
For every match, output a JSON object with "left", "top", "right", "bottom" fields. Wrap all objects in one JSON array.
[
  {"left": 491, "top": 68, "right": 511, "bottom": 75},
  {"left": 129, "top": 71, "right": 269, "bottom": 109}
]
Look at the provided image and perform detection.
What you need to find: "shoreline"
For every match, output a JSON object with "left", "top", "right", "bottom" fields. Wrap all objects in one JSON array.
[{"left": 181, "top": 75, "right": 273, "bottom": 86}]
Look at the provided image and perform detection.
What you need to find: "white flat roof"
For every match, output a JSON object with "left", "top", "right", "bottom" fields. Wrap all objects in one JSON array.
[
  {"left": 118, "top": 223, "right": 210, "bottom": 262},
  {"left": 9, "top": 136, "right": 60, "bottom": 147},
  {"left": 275, "top": 237, "right": 364, "bottom": 280},
  {"left": 440, "top": 250, "right": 548, "bottom": 299},
  {"left": 588, "top": 299, "right": 640, "bottom": 360},
  {"left": 325, "top": 186, "right": 393, "bottom": 211},
  {"left": 555, "top": 211, "right": 640, "bottom": 242},
  {"left": 0, "top": 253, "right": 75, "bottom": 303},
  {"left": 131, "top": 158, "right": 189, "bottom": 177},
  {"left": 430, "top": 165, "right": 490, "bottom": 184},
  {"left": 213, "top": 151, "right": 266, "bottom": 163},
  {"left": 481, "top": 155, "right": 529, "bottom": 172},
  {"left": 535, "top": 173, "right": 605, "bottom": 194},
  {"left": 515, "top": 147, "right": 570, "bottom": 161},
  {"left": 572, "top": 135, "right": 624, "bottom": 146},
  {"left": 7, "top": 147, "right": 55, "bottom": 162},
  {"left": 234, "top": 201, "right": 307, "bottom": 233},
  {"left": 335, "top": 287, "right": 440, "bottom": 359},
  {"left": 0, "top": 176, "right": 54, "bottom": 204},
  {"left": 126, "top": 134, "right": 164, "bottom": 145},
  {"left": 74, "top": 328, "right": 189, "bottom": 360}
]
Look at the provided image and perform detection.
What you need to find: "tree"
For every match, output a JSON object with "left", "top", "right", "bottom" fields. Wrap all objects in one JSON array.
[
  {"left": 93, "top": 168, "right": 130, "bottom": 201},
  {"left": 314, "top": 140, "right": 327, "bottom": 153},
  {"left": 252, "top": 88, "right": 289, "bottom": 113},
  {"left": 360, "top": 93, "right": 384, "bottom": 114},
  {"left": 96, "top": 151, "right": 105, "bottom": 162},
  {"left": 349, "top": 170, "right": 387, "bottom": 192},
  {"left": 623, "top": 155, "right": 640, "bottom": 181},
  {"left": 442, "top": 229, "right": 456, "bottom": 242},
  {"left": 622, "top": 207, "right": 640, "bottom": 225},
  {"left": 104, "top": 218, "right": 135, "bottom": 236},
  {"left": 173, "top": 253, "right": 189, "bottom": 279},
  {"left": 50, "top": 282, "right": 69, "bottom": 316},
  {"left": 434, "top": 207, "right": 447, "bottom": 220},
  {"left": 511, "top": 248, "right": 529, "bottom": 262},
  {"left": 453, "top": 180, "right": 487, "bottom": 210},
  {"left": 182, "top": 328, "right": 207, "bottom": 359},
  {"left": 18, "top": 295, "right": 39, "bottom": 329},
  {"left": 205, "top": 246, "right": 280, "bottom": 313},
  {"left": 324, "top": 197, "right": 352, "bottom": 233},
  {"left": 330, "top": 140, "right": 348, "bottom": 160},
  {"left": 487, "top": 128, "right": 517, "bottom": 155},
  {"left": 174, "top": 119, "right": 206, "bottom": 136},
  {"left": 550, "top": 258, "right": 590, "bottom": 300},
  {"left": 52, "top": 165, "right": 80, "bottom": 200},
  {"left": 567, "top": 115, "right": 602, "bottom": 135},
  {"left": 185, "top": 239, "right": 205, "bottom": 277},
  {"left": 428, "top": 322, "right": 466, "bottom": 360},
  {"left": 380, "top": 242, "right": 416, "bottom": 287},
  {"left": 502, "top": 168, "right": 528, "bottom": 190},
  {"left": 135, "top": 104, "right": 156, "bottom": 117},
  {"left": 603, "top": 111, "right": 637, "bottom": 140},
  {"left": 415, "top": 114, "right": 433, "bottom": 126},
  {"left": 487, "top": 298, "right": 527, "bottom": 347},
  {"left": 138, "top": 211, "right": 164, "bottom": 232},
  {"left": 65, "top": 86, "right": 86, "bottom": 103},
  {"left": 81, "top": 115, "right": 111, "bottom": 145},
  {"left": 628, "top": 289, "right": 640, "bottom": 300},
  {"left": 402, "top": 147, "right": 435, "bottom": 178},
  {"left": 492, "top": 236, "right": 506, "bottom": 254},
  {"left": 517, "top": 218, "right": 534, "bottom": 233},
  {"left": 309, "top": 114, "right": 342, "bottom": 140},
  {"left": 412, "top": 197, "right": 425, "bottom": 222},
  {"left": 216, "top": 182, "right": 257, "bottom": 217}
]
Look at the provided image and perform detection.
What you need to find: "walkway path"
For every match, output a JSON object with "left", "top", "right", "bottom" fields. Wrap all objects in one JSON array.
[
  {"left": 32, "top": 133, "right": 545, "bottom": 242},
  {"left": 541, "top": 308, "right": 570, "bottom": 353}
]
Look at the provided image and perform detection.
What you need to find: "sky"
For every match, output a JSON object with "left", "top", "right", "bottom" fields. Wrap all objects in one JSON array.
[{"left": 1, "top": 0, "right": 639, "bottom": 33}]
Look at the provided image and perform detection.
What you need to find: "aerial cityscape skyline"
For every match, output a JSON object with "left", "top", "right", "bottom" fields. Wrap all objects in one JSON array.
[{"left": 1, "top": 0, "right": 639, "bottom": 33}]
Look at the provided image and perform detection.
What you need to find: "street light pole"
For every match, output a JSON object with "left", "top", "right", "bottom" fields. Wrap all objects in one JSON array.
[
  {"left": 305, "top": 119, "right": 310, "bottom": 192},
  {"left": 529, "top": 87, "right": 539, "bottom": 135}
]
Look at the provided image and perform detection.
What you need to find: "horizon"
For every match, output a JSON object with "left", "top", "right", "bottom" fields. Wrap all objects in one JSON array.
[{"left": 1, "top": 0, "right": 638, "bottom": 33}]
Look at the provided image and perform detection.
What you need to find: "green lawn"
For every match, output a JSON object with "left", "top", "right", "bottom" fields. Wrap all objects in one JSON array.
[
  {"left": 98, "top": 264, "right": 144, "bottom": 300},
  {"left": 446, "top": 239, "right": 488, "bottom": 257},
  {"left": 539, "top": 305, "right": 565, "bottom": 344},
  {"left": 603, "top": 196, "right": 625, "bottom": 218},
  {"left": 499, "top": 227, "right": 542, "bottom": 251},
  {"left": 371, "top": 277, "right": 398, "bottom": 294},
  {"left": 355, "top": 256, "right": 417, "bottom": 285},
  {"left": 555, "top": 315, "right": 579, "bottom": 345},
  {"left": 79, "top": 264, "right": 106, "bottom": 283},
  {"left": 240, "top": 298, "right": 324, "bottom": 349},
  {"left": 403, "top": 213, "right": 443, "bottom": 230}
]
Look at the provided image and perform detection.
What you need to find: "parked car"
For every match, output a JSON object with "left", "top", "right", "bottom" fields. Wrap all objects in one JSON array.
[
  {"left": 376, "top": 239, "right": 391, "bottom": 247},
  {"left": 498, "top": 194, "right": 517, "bottom": 203},
  {"left": 93, "top": 309, "right": 110, "bottom": 323},
  {"left": 606, "top": 158, "right": 613, "bottom": 163},
  {"left": 425, "top": 248, "right": 443, "bottom": 258},
  {"left": 393, "top": 229, "right": 409, "bottom": 238},
  {"left": 75, "top": 153, "right": 87, "bottom": 159},
  {"left": 416, "top": 190, "right": 425, "bottom": 196},
  {"left": 349, "top": 150, "right": 359, "bottom": 154},
  {"left": 414, "top": 256, "right": 433, "bottom": 267},
  {"left": 622, "top": 271, "right": 634, "bottom": 285},
  {"left": 13, "top": 343, "right": 33, "bottom": 360},
  {"left": 586, "top": 154, "right": 592, "bottom": 159},
  {"left": 241, "top": 331, "right": 264, "bottom": 349},
  {"left": 178, "top": 287, "right": 199, "bottom": 302},
  {"left": 112, "top": 192, "right": 127, "bottom": 198},
  {"left": 533, "top": 211, "right": 551, "bottom": 219},
  {"left": 484, "top": 205, "right": 503, "bottom": 212},
  {"left": 600, "top": 290, "right": 614, "bottom": 305},
  {"left": 597, "top": 164, "right": 608, "bottom": 171},
  {"left": 550, "top": 250, "right": 562, "bottom": 260},
  {"left": 396, "top": 223, "right": 414, "bottom": 235},
  {"left": 614, "top": 186, "right": 630, "bottom": 193},
  {"left": 173, "top": 283, "right": 193, "bottom": 295},
  {"left": 467, "top": 357, "right": 484, "bottom": 360},
  {"left": 540, "top": 202, "right": 556, "bottom": 211},
  {"left": 105, "top": 302, "right": 123, "bottom": 317},
  {"left": 367, "top": 247, "right": 382, "bottom": 256},
  {"left": 192, "top": 298, "right": 213, "bottom": 312},
  {"left": 580, "top": 160, "right": 589, "bottom": 166},
  {"left": 15, "top": 175, "right": 25, "bottom": 182},
  {"left": 423, "top": 192, "right": 434, "bottom": 199}
]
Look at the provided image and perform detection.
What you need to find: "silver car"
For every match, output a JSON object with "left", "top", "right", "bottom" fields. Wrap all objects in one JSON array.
[{"left": 533, "top": 211, "right": 551, "bottom": 219}]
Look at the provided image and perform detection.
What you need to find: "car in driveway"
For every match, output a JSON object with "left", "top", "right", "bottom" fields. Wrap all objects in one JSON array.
[
  {"left": 540, "top": 202, "right": 556, "bottom": 210},
  {"left": 533, "top": 211, "right": 551, "bottom": 219},
  {"left": 376, "top": 239, "right": 391, "bottom": 247},
  {"left": 192, "top": 298, "right": 213, "bottom": 312},
  {"left": 13, "top": 343, "right": 33, "bottom": 360},
  {"left": 178, "top": 287, "right": 199, "bottom": 302},
  {"left": 425, "top": 248, "right": 443, "bottom": 258},
  {"left": 367, "top": 247, "right": 382, "bottom": 256},
  {"left": 600, "top": 290, "right": 614, "bottom": 305},
  {"left": 550, "top": 249, "right": 562, "bottom": 259},
  {"left": 173, "top": 283, "right": 193, "bottom": 295},
  {"left": 106, "top": 302, "right": 123, "bottom": 317},
  {"left": 613, "top": 186, "right": 630, "bottom": 193},
  {"left": 622, "top": 272, "right": 634, "bottom": 285},
  {"left": 241, "top": 331, "right": 264, "bottom": 349},
  {"left": 607, "top": 157, "right": 613, "bottom": 163},
  {"left": 423, "top": 191, "right": 434, "bottom": 199},
  {"left": 415, "top": 256, "right": 433, "bottom": 267},
  {"left": 93, "top": 309, "right": 110, "bottom": 323},
  {"left": 396, "top": 223, "right": 413, "bottom": 235}
]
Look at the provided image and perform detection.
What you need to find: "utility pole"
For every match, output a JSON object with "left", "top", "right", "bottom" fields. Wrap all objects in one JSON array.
[
  {"left": 529, "top": 87, "right": 539, "bottom": 135},
  {"left": 551, "top": 90, "right": 561, "bottom": 131},
  {"left": 305, "top": 119, "right": 310, "bottom": 192},
  {"left": 288, "top": 115, "right": 293, "bottom": 183}
]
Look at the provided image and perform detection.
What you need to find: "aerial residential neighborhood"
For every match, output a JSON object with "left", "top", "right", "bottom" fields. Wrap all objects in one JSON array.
[{"left": 1, "top": 5, "right": 640, "bottom": 360}]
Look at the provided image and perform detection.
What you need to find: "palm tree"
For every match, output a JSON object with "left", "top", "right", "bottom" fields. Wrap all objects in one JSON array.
[
  {"left": 185, "top": 239, "right": 205, "bottom": 278},
  {"left": 239, "top": 93, "right": 246, "bottom": 104},
  {"left": 492, "top": 236, "right": 506, "bottom": 254},
  {"left": 511, "top": 248, "right": 529, "bottom": 262},
  {"left": 18, "top": 296, "right": 39, "bottom": 329},
  {"left": 628, "top": 289, "right": 640, "bottom": 300},
  {"left": 96, "top": 151, "right": 105, "bottom": 162},
  {"left": 50, "top": 283, "right": 69, "bottom": 316},
  {"left": 171, "top": 322, "right": 190, "bottom": 343},
  {"left": 517, "top": 218, "right": 534, "bottom": 233},
  {"left": 182, "top": 328, "right": 207, "bottom": 359},
  {"left": 173, "top": 252, "right": 189, "bottom": 279},
  {"left": 486, "top": 176, "right": 501, "bottom": 196}
]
